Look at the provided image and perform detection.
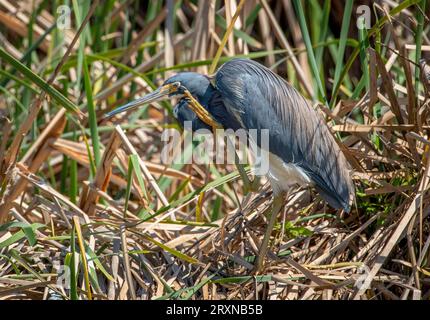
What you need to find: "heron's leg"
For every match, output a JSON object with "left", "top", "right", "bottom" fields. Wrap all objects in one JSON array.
[{"left": 254, "top": 192, "right": 285, "bottom": 272}]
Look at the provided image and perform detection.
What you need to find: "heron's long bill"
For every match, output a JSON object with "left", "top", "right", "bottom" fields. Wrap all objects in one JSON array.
[
  {"left": 104, "top": 83, "right": 221, "bottom": 129},
  {"left": 104, "top": 84, "right": 173, "bottom": 119}
]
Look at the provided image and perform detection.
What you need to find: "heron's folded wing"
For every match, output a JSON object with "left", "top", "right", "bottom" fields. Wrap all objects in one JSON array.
[{"left": 215, "top": 58, "right": 354, "bottom": 211}]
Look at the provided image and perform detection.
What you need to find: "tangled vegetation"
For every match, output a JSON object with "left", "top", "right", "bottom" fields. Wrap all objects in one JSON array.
[{"left": 0, "top": 0, "right": 429, "bottom": 300}]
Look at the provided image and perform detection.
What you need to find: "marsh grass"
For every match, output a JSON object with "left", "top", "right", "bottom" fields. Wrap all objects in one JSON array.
[{"left": 0, "top": 0, "right": 429, "bottom": 300}]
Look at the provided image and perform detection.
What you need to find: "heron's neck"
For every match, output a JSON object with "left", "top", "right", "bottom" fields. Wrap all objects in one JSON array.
[{"left": 190, "top": 84, "right": 217, "bottom": 107}]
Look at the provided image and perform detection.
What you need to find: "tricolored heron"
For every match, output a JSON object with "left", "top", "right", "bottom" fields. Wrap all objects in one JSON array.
[{"left": 106, "top": 58, "right": 355, "bottom": 271}]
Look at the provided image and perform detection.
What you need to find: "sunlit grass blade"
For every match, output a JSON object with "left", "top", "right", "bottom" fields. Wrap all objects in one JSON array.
[
  {"left": 0, "top": 47, "right": 81, "bottom": 115},
  {"left": 331, "top": 0, "right": 353, "bottom": 103},
  {"left": 142, "top": 235, "right": 200, "bottom": 265},
  {"left": 67, "top": 225, "right": 78, "bottom": 300},
  {"left": 209, "top": 0, "right": 246, "bottom": 74},
  {"left": 292, "top": 0, "right": 327, "bottom": 103},
  {"left": 73, "top": 216, "right": 92, "bottom": 300},
  {"left": 414, "top": 0, "right": 427, "bottom": 93},
  {"left": 83, "top": 55, "right": 101, "bottom": 166}
]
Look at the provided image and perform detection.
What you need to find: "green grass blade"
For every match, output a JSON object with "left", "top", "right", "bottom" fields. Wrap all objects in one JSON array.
[
  {"left": 414, "top": 0, "right": 427, "bottom": 93},
  {"left": 142, "top": 235, "right": 200, "bottom": 265},
  {"left": 83, "top": 55, "right": 101, "bottom": 166},
  {"left": 331, "top": 0, "right": 353, "bottom": 102},
  {"left": 330, "top": 0, "right": 421, "bottom": 106},
  {"left": 293, "top": 0, "right": 327, "bottom": 103},
  {"left": 0, "top": 47, "right": 81, "bottom": 115}
]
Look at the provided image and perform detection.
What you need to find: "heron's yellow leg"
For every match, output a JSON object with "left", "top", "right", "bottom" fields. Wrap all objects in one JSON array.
[{"left": 254, "top": 193, "right": 285, "bottom": 273}]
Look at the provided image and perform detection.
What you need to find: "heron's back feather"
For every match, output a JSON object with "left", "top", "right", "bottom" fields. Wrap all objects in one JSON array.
[{"left": 215, "top": 58, "right": 354, "bottom": 211}]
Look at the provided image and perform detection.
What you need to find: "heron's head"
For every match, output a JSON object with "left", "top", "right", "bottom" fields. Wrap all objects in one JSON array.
[{"left": 105, "top": 72, "right": 214, "bottom": 119}]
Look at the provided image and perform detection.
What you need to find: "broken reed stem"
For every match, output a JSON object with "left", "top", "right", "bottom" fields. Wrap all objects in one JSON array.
[{"left": 79, "top": 130, "right": 121, "bottom": 215}]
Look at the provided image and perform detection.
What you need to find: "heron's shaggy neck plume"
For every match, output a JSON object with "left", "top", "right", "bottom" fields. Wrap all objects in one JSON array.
[{"left": 166, "top": 72, "right": 241, "bottom": 131}]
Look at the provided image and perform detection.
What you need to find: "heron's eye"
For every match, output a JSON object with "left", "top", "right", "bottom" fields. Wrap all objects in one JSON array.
[
  {"left": 168, "top": 81, "right": 186, "bottom": 96},
  {"left": 172, "top": 81, "right": 181, "bottom": 89}
]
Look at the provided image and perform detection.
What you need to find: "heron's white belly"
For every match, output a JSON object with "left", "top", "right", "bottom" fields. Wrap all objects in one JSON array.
[{"left": 267, "top": 153, "right": 312, "bottom": 194}]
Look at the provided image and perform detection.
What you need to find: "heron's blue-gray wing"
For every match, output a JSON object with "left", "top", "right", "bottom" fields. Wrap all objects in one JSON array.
[{"left": 215, "top": 58, "right": 354, "bottom": 211}]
